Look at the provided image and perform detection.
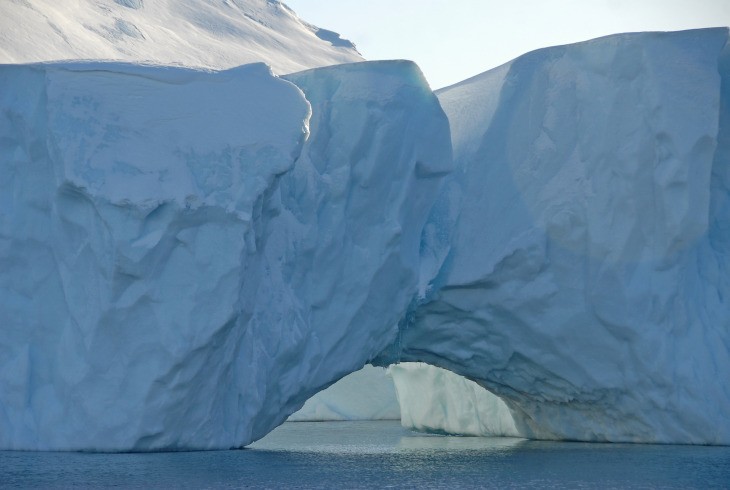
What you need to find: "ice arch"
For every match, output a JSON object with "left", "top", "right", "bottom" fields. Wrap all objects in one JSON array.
[{"left": 1, "top": 29, "right": 729, "bottom": 451}]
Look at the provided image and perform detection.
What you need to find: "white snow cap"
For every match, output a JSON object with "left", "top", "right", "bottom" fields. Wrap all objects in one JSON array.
[{"left": 0, "top": 0, "right": 362, "bottom": 73}]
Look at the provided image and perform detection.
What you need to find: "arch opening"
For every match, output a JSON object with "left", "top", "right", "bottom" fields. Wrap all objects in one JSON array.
[{"left": 287, "top": 362, "right": 523, "bottom": 441}]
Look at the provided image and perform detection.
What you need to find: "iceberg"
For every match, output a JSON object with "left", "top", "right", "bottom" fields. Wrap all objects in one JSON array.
[{"left": 1, "top": 28, "right": 729, "bottom": 450}]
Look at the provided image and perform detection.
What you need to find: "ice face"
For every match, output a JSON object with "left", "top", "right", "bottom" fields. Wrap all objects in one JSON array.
[
  {"left": 0, "top": 59, "right": 451, "bottom": 450},
  {"left": 241, "top": 61, "right": 452, "bottom": 442},
  {"left": 1, "top": 28, "right": 729, "bottom": 451},
  {"left": 389, "top": 363, "right": 519, "bottom": 437},
  {"left": 392, "top": 28, "right": 730, "bottom": 444},
  {"left": 0, "top": 62, "right": 312, "bottom": 450}
]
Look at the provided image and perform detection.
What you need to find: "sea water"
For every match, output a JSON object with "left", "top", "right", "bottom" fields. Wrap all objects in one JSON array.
[{"left": 1, "top": 421, "right": 728, "bottom": 488}]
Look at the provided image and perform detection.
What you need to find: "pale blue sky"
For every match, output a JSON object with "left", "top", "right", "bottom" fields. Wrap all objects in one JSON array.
[{"left": 285, "top": 0, "right": 730, "bottom": 89}]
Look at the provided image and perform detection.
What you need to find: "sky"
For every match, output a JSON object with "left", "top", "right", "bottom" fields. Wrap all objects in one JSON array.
[{"left": 285, "top": 0, "right": 730, "bottom": 89}]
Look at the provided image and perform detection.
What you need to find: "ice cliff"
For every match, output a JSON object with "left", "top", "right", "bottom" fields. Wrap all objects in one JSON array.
[
  {"left": 389, "top": 28, "right": 730, "bottom": 444},
  {"left": 1, "top": 28, "right": 729, "bottom": 450},
  {"left": 390, "top": 363, "right": 519, "bottom": 437},
  {"left": 0, "top": 61, "right": 310, "bottom": 450},
  {"left": 0, "top": 59, "right": 450, "bottom": 450}
]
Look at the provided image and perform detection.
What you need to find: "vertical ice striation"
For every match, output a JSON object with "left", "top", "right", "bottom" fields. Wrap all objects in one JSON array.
[
  {"left": 390, "top": 363, "right": 519, "bottom": 437},
  {"left": 240, "top": 61, "right": 452, "bottom": 442}
]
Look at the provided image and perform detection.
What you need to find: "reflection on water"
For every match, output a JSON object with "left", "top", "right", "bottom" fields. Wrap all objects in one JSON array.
[
  {"left": 252, "top": 420, "right": 527, "bottom": 454},
  {"left": 397, "top": 433, "right": 525, "bottom": 451},
  {"left": 2, "top": 421, "right": 729, "bottom": 489}
]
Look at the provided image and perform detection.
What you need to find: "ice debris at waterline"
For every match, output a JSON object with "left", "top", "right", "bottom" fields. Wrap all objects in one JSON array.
[{"left": 1, "top": 28, "right": 729, "bottom": 450}]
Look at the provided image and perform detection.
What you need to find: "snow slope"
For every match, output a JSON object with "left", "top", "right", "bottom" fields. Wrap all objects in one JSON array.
[
  {"left": 0, "top": 0, "right": 361, "bottom": 73},
  {"left": 392, "top": 28, "right": 730, "bottom": 444}
]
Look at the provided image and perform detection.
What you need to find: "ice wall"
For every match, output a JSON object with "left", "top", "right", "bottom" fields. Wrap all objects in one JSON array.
[
  {"left": 0, "top": 62, "right": 311, "bottom": 450},
  {"left": 391, "top": 29, "right": 730, "bottom": 444},
  {"left": 390, "top": 363, "right": 519, "bottom": 437},
  {"left": 242, "top": 61, "right": 451, "bottom": 442}
]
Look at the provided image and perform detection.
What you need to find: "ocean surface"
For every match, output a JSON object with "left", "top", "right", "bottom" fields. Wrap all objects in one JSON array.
[{"left": 1, "top": 421, "right": 729, "bottom": 488}]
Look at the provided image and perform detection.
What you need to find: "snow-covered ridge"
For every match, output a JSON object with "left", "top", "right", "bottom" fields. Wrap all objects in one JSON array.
[{"left": 0, "top": 0, "right": 362, "bottom": 73}]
